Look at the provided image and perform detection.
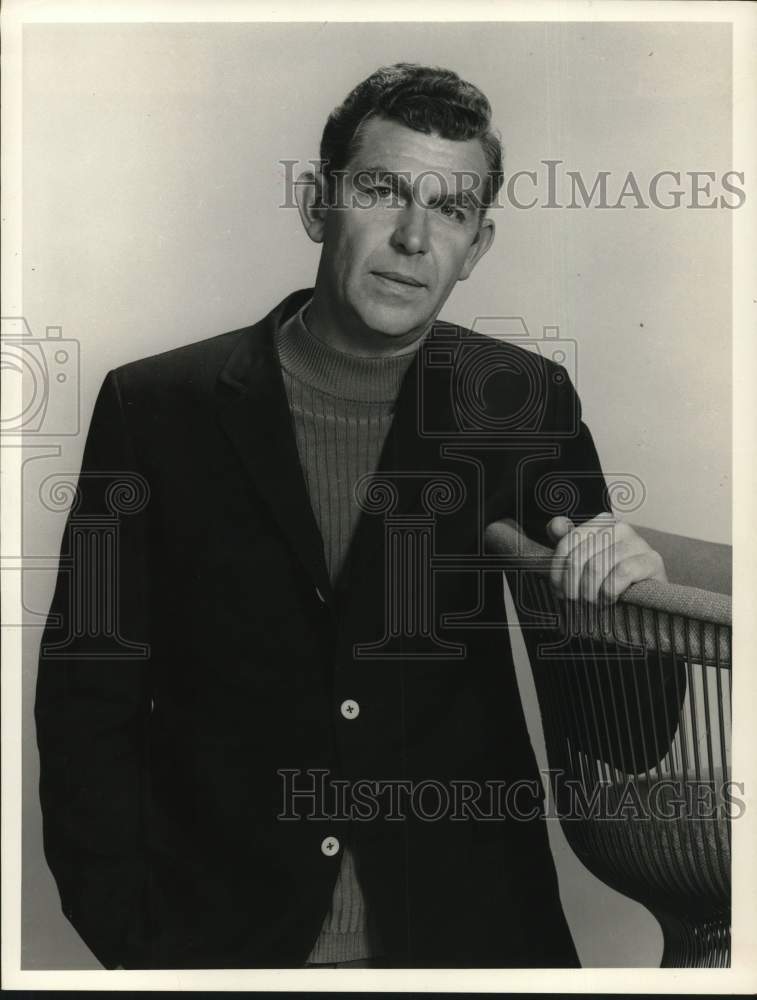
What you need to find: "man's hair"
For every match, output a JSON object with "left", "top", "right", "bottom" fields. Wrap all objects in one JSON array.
[{"left": 319, "top": 63, "right": 504, "bottom": 215}]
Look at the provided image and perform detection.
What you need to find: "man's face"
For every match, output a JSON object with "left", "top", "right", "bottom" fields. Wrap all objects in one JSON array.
[{"left": 311, "top": 116, "right": 495, "bottom": 347}]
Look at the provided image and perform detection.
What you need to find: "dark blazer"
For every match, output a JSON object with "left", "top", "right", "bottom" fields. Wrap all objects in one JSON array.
[{"left": 35, "top": 288, "right": 683, "bottom": 969}]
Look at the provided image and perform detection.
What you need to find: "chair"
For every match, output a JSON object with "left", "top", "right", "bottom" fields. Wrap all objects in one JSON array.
[{"left": 485, "top": 519, "right": 732, "bottom": 968}]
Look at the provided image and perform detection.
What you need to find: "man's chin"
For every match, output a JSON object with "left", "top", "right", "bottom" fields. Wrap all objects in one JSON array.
[{"left": 356, "top": 303, "right": 435, "bottom": 342}]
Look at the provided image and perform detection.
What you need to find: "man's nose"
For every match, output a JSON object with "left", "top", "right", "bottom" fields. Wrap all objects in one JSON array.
[{"left": 390, "top": 200, "right": 430, "bottom": 254}]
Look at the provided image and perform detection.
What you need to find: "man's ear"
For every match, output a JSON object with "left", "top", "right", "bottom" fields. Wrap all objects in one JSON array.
[
  {"left": 458, "top": 217, "right": 495, "bottom": 281},
  {"left": 295, "top": 169, "right": 330, "bottom": 244}
]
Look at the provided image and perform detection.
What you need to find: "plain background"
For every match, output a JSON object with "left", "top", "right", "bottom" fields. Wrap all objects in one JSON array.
[{"left": 19, "top": 21, "right": 732, "bottom": 968}]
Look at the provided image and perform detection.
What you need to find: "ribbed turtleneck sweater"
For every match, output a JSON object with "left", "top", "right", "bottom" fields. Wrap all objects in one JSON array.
[{"left": 274, "top": 298, "right": 419, "bottom": 964}]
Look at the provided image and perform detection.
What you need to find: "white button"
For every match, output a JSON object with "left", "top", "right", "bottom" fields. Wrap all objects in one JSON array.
[
  {"left": 321, "top": 836, "right": 340, "bottom": 857},
  {"left": 315, "top": 586, "right": 326, "bottom": 604},
  {"left": 340, "top": 699, "right": 360, "bottom": 720}
]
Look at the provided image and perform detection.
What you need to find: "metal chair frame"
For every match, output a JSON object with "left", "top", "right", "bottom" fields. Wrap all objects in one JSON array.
[{"left": 486, "top": 520, "right": 732, "bottom": 968}]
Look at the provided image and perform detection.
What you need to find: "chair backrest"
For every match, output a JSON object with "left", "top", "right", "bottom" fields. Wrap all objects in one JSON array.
[
  {"left": 485, "top": 519, "right": 732, "bottom": 968},
  {"left": 631, "top": 524, "right": 732, "bottom": 596}
]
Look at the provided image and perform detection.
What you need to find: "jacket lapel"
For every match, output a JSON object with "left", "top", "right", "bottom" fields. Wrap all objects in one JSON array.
[{"left": 215, "top": 288, "right": 333, "bottom": 604}]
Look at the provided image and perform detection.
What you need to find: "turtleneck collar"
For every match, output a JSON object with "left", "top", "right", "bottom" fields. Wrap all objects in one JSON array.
[{"left": 274, "top": 297, "right": 421, "bottom": 404}]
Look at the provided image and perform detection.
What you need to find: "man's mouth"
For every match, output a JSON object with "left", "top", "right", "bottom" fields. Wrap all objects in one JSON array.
[{"left": 372, "top": 271, "right": 426, "bottom": 288}]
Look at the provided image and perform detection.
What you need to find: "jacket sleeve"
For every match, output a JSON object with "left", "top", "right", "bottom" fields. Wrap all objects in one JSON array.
[
  {"left": 514, "top": 361, "right": 612, "bottom": 545},
  {"left": 509, "top": 365, "right": 687, "bottom": 775},
  {"left": 34, "top": 370, "right": 152, "bottom": 969}
]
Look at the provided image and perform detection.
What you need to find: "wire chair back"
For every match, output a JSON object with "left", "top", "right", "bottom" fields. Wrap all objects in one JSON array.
[{"left": 486, "top": 519, "right": 732, "bottom": 968}]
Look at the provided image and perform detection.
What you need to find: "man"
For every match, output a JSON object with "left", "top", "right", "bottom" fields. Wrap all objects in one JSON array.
[{"left": 36, "top": 63, "right": 674, "bottom": 970}]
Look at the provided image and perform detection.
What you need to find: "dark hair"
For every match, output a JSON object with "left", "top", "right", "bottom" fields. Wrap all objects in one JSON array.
[{"left": 319, "top": 63, "right": 504, "bottom": 214}]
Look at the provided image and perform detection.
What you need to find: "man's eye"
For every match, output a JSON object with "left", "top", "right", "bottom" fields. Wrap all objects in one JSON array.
[
  {"left": 374, "top": 185, "right": 394, "bottom": 198},
  {"left": 440, "top": 203, "right": 466, "bottom": 222}
]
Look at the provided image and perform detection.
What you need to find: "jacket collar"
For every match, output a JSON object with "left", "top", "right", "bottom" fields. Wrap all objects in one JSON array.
[{"left": 216, "top": 288, "right": 333, "bottom": 602}]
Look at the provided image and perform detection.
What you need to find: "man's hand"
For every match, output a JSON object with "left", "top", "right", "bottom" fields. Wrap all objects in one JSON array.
[{"left": 546, "top": 512, "right": 668, "bottom": 605}]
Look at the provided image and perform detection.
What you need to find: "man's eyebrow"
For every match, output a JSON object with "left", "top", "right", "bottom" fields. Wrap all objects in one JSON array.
[
  {"left": 427, "top": 190, "right": 479, "bottom": 210},
  {"left": 354, "top": 165, "right": 410, "bottom": 184},
  {"left": 352, "top": 165, "right": 480, "bottom": 212}
]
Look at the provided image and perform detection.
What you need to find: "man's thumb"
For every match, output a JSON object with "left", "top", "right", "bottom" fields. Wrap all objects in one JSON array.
[{"left": 546, "top": 516, "right": 575, "bottom": 544}]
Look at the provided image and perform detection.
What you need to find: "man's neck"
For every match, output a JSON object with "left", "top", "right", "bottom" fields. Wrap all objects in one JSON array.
[{"left": 275, "top": 295, "right": 418, "bottom": 404}]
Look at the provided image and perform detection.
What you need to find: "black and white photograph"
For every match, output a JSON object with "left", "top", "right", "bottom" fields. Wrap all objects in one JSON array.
[{"left": 2, "top": 0, "right": 756, "bottom": 991}]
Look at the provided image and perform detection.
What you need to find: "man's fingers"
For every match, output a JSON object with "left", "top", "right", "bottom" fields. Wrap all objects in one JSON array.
[
  {"left": 560, "top": 527, "right": 618, "bottom": 601},
  {"left": 546, "top": 516, "right": 574, "bottom": 544},
  {"left": 578, "top": 539, "right": 632, "bottom": 604},
  {"left": 549, "top": 523, "right": 579, "bottom": 594},
  {"left": 550, "top": 516, "right": 619, "bottom": 599},
  {"left": 546, "top": 514, "right": 667, "bottom": 604},
  {"left": 598, "top": 551, "right": 666, "bottom": 603}
]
